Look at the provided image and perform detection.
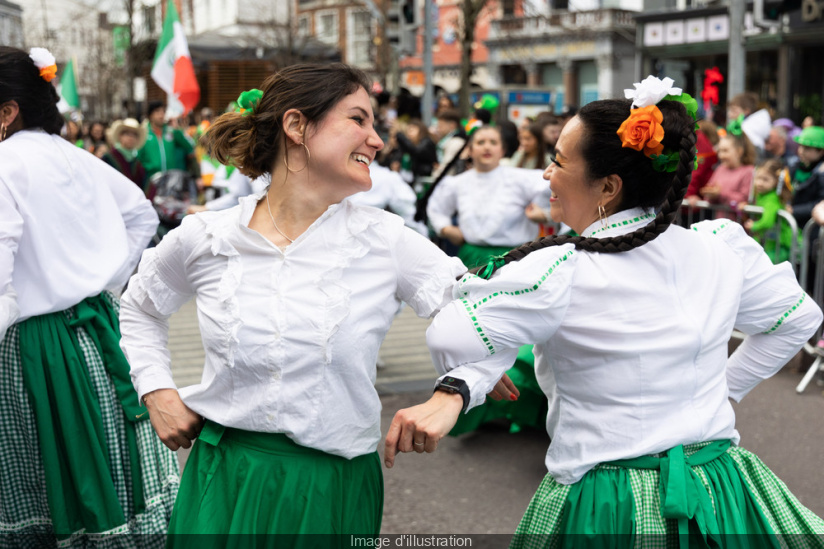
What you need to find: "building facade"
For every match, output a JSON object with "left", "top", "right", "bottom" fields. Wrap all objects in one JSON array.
[
  {"left": 634, "top": 1, "right": 824, "bottom": 124},
  {"left": 22, "top": 0, "right": 124, "bottom": 119},
  {"left": 0, "top": 0, "right": 23, "bottom": 49}
]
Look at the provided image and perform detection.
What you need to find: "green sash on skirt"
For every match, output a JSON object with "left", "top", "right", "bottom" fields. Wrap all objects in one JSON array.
[
  {"left": 514, "top": 441, "right": 789, "bottom": 549},
  {"left": 17, "top": 293, "right": 147, "bottom": 538},
  {"left": 168, "top": 421, "right": 383, "bottom": 547}
]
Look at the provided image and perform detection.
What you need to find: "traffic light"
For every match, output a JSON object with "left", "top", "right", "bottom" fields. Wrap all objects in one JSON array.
[
  {"left": 760, "top": 0, "right": 802, "bottom": 22},
  {"left": 400, "top": 0, "right": 417, "bottom": 25}
]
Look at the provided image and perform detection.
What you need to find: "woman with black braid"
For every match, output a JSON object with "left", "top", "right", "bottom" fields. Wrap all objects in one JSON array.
[{"left": 384, "top": 79, "right": 824, "bottom": 544}]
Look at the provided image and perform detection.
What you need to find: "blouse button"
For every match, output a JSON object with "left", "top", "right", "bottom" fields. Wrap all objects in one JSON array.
[{"left": 272, "top": 371, "right": 281, "bottom": 381}]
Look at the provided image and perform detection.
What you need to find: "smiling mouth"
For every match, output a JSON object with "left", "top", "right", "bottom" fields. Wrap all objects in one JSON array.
[{"left": 352, "top": 153, "right": 372, "bottom": 166}]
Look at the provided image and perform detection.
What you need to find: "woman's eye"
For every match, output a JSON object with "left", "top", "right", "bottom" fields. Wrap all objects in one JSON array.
[
  {"left": 352, "top": 116, "right": 364, "bottom": 125},
  {"left": 549, "top": 153, "right": 561, "bottom": 167}
]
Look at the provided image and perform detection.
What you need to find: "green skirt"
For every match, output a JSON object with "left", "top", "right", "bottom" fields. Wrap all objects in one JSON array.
[
  {"left": 167, "top": 421, "right": 383, "bottom": 547},
  {"left": 0, "top": 293, "right": 179, "bottom": 547},
  {"left": 511, "top": 440, "right": 824, "bottom": 549}
]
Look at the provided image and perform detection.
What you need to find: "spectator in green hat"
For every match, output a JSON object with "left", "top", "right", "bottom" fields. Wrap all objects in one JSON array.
[{"left": 789, "top": 126, "right": 824, "bottom": 231}]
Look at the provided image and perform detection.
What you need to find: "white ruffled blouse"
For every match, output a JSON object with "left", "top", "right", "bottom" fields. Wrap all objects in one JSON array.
[
  {"left": 427, "top": 208, "right": 823, "bottom": 484},
  {"left": 120, "top": 193, "right": 465, "bottom": 459}
]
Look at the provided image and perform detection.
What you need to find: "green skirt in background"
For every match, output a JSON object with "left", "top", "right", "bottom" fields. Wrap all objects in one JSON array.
[
  {"left": 511, "top": 440, "right": 824, "bottom": 549},
  {"left": 167, "top": 421, "right": 383, "bottom": 548},
  {"left": 452, "top": 242, "right": 548, "bottom": 436},
  {"left": 0, "top": 293, "right": 180, "bottom": 548}
]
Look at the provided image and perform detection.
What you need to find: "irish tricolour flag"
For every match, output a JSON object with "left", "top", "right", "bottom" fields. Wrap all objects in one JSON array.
[{"left": 151, "top": 0, "right": 199, "bottom": 115}]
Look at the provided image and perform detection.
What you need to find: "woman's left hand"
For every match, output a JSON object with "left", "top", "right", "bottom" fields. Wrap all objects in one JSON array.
[{"left": 384, "top": 391, "right": 464, "bottom": 468}]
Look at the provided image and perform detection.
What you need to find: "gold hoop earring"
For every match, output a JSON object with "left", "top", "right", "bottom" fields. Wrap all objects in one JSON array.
[
  {"left": 284, "top": 141, "right": 310, "bottom": 173},
  {"left": 0, "top": 123, "right": 6, "bottom": 142},
  {"left": 598, "top": 204, "right": 608, "bottom": 229}
]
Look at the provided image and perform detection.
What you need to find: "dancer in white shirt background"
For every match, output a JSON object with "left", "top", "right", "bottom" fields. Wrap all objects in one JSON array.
[
  {"left": 386, "top": 78, "right": 824, "bottom": 544},
  {"left": 0, "top": 46, "right": 178, "bottom": 546},
  {"left": 118, "top": 63, "right": 467, "bottom": 542}
]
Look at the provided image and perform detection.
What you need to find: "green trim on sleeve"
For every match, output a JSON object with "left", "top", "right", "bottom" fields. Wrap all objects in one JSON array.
[
  {"left": 762, "top": 292, "right": 807, "bottom": 334},
  {"left": 458, "top": 250, "right": 576, "bottom": 354}
]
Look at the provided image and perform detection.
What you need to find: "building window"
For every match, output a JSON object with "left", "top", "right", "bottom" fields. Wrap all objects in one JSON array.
[
  {"left": 502, "top": 0, "right": 516, "bottom": 15},
  {"left": 347, "top": 10, "right": 372, "bottom": 67},
  {"left": 142, "top": 5, "right": 156, "bottom": 36},
  {"left": 315, "top": 11, "right": 339, "bottom": 46},
  {"left": 298, "top": 15, "right": 310, "bottom": 38}
]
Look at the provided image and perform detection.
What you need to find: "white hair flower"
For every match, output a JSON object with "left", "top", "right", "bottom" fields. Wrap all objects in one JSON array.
[
  {"left": 624, "top": 76, "right": 682, "bottom": 109},
  {"left": 28, "top": 47, "right": 58, "bottom": 82},
  {"left": 29, "top": 47, "right": 55, "bottom": 70}
]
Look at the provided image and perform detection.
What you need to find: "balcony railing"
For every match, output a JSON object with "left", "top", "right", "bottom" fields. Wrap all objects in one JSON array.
[{"left": 489, "top": 9, "right": 636, "bottom": 40}]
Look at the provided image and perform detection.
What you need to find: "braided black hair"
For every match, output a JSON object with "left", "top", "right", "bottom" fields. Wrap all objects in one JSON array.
[{"left": 484, "top": 98, "right": 696, "bottom": 270}]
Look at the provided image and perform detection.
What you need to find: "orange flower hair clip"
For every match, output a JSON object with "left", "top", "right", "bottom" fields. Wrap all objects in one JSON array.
[
  {"left": 29, "top": 47, "right": 57, "bottom": 83},
  {"left": 617, "top": 76, "right": 692, "bottom": 173},
  {"left": 616, "top": 104, "right": 665, "bottom": 157}
]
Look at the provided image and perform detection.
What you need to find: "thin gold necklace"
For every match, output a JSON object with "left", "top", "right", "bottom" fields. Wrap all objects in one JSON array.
[{"left": 265, "top": 191, "right": 294, "bottom": 243}]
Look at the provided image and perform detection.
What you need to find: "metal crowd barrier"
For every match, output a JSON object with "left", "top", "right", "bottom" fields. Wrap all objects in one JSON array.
[{"left": 795, "top": 219, "right": 824, "bottom": 394}]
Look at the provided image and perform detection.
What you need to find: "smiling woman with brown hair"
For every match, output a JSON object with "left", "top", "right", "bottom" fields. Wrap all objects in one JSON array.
[{"left": 119, "top": 63, "right": 466, "bottom": 540}]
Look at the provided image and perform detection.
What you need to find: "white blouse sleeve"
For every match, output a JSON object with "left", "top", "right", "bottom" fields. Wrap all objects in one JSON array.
[
  {"left": 426, "top": 243, "right": 578, "bottom": 409},
  {"left": 694, "top": 220, "right": 823, "bottom": 401},
  {"left": 392, "top": 223, "right": 467, "bottom": 319},
  {"left": 119, "top": 216, "right": 201, "bottom": 400},
  {"left": 426, "top": 175, "right": 458, "bottom": 235},
  {"left": 104, "top": 163, "right": 160, "bottom": 290},
  {"left": 0, "top": 181, "right": 21, "bottom": 340}
]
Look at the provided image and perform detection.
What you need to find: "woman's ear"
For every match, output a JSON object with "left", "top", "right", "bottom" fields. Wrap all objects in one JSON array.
[
  {"left": 0, "top": 101, "right": 20, "bottom": 129},
  {"left": 602, "top": 174, "right": 623, "bottom": 210},
  {"left": 282, "top": 109, "right": 306, "bottom": 146}
]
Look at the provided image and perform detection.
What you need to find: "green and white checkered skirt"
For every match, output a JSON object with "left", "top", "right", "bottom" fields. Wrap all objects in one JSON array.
[
  {"left": 511, "top": 440, "right": 824, "bottom": 549},
  {"left": 0, "top": 294, "right": 180, "bottom": 548}
]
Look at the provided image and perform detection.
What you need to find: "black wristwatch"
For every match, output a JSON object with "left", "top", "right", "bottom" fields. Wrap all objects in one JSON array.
[{"left": 435, "top": 376, "right": 470, "bottom": 413}]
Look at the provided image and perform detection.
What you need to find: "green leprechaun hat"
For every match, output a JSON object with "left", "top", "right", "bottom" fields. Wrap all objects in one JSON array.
[{"left": 794, "top": 126, "right": 824, "bottom": 149}]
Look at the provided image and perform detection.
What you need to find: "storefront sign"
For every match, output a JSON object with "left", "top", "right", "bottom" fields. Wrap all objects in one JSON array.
[
  {"left": 508, "top": 91, "right": 552, "bottom": 105},
  {"left": 498, "top": 41, "right": 596, "bottom": 62}
]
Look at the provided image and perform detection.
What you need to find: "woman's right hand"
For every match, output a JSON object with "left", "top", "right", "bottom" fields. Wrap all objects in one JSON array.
[
  {"left": 441, "top": 225, "right": 465, "bottom": 246},
  {"left": 143, "top": 389, "right": 204, "bottom": 451}
]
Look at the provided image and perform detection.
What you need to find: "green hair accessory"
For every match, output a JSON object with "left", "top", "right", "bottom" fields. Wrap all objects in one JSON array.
[
  {"left": 726, "top": 114, "right": 744, "bottom": 137},
  {"left": 663, "top": 92, "right": 698, "bottom": 122},
  {"left": 236, "top": 89, "right": 263, "bottom": 116},
  {"left": 477, "top": 255, "right": 507, "bottom": 280},
  {"left": 649, "top": 150, "right": 679, "bottom": 173}
]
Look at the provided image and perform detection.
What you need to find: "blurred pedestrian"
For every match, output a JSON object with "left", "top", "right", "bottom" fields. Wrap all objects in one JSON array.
[
  {"left": 138, "top": 100, "right": 201, "bottom": 185},
  {"left": 103, "top": 117, "right": 148, "bottom": 192}
]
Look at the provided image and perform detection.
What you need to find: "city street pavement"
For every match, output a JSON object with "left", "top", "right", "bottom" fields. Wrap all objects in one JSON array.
[{"left": 167, "top": 301, "right": 824, "bottom": 534}]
